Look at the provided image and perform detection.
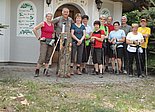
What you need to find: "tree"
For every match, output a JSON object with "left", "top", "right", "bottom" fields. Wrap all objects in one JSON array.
[
  {"left": 123, "top": 0, "right": 155, "bottom": 33},
  {"left": 123, "top": 0, "right": 155, "bottom": 54}
]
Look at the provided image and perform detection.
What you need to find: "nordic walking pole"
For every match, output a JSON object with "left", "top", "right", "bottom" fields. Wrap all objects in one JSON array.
[
  {"left": 84, "top": 39, "right": 89, "bottom": 74},
  {"left": 49, "top": 36, "right": 60, "bottom": 66},
  {"left": 145, "top": 48, "right": 148, "bottom": 76},
  {"left": 63, "top": 35, "right": 67, "bottom": 77},
  {"left": 136, "top": 44, "right": 142, "bottom": 77},
  {"left": 144, "top": 36, "right": 148, "bottom": 76},
  {"left": 114, "top": 44, "right": 119, "bottom": 74}
]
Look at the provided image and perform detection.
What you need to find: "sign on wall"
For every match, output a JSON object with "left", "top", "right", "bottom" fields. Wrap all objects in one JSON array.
[{"left": 17, "top": 1, "right": 37, "bottom": 37}]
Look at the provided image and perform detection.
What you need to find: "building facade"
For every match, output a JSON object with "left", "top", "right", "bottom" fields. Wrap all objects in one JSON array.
[{"left": 0, "top": 0, "right": 122, "bottom": 63}]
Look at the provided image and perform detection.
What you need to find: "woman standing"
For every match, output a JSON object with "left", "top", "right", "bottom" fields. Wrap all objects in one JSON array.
[
  {"left": 91, "top": 21, "right": 105, "bottom": 76},
  {"left": 126, "top": 23, "right": 144, "bottom": 77},
  {"left": 81, "top": 15, "right": 92, "bottom": 74},
  {"left": 109, "top": 21, "right": 125, "bottom": 74},
  {"left": 33, "top": 13, "right": 54, "bottom": 77},
  {"left": 70, "top": 13, "right": 86, "bottom": 75}
]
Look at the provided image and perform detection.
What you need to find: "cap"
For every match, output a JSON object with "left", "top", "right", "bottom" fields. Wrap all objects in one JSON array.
[{"left": 141, "top": 19, "right": 147, "bottom": 22}]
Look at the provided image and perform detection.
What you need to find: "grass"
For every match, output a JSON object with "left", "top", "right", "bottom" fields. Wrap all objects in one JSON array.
[{"left": 0, "top": 78, "right": 155, "bottom": 112}]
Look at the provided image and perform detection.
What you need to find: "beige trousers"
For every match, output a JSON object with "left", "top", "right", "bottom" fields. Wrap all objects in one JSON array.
[{"left": 38, "top": 42, "right": 54, "bottom": 64}]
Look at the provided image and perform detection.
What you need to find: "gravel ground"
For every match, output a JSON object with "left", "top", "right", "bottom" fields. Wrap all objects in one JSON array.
[{"left": 0, "top": 65, "right": 154, "bottom": 84}]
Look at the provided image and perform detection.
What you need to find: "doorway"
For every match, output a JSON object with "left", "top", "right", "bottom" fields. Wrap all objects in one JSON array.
[{"left": 54, "top": 4, "right": 81, "bottom": 19}]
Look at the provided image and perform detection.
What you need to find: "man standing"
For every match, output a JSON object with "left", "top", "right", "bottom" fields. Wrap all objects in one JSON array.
[
  {"left": 121, "top": 16, "right": 132, "bottom": 74},
  {"left": 105, "top": 16, "right": 114, "bottom": 72},
  {"left": 52, "top": 8, "right": 74, "bottom": 78},
  {"left": 106, "top": 16, "right": 114, "bottom": 32},
  {"left": 138, "top": 18, "right": 151, "bottom": 76}
]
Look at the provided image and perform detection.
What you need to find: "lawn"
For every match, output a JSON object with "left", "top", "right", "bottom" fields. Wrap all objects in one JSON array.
[{"left": 0, "top": 77, "right": 155, "bottom": 112}]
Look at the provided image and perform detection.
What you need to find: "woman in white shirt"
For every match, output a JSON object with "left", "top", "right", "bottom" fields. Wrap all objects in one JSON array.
[{"left": 126, "top": 23, "right": 144, "bottom": 77}]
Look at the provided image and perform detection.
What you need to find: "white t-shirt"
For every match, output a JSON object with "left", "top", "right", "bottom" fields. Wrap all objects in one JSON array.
[
  {"left": 126, "top": 32, "right": 144, "bottom": 52},
  {"left": 83, "top": 24, "right": 92, "bottom": 35}
]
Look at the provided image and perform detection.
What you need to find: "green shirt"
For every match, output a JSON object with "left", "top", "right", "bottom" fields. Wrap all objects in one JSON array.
[{"left": 100, "top": 25, "right": 109, "bottom": 42}]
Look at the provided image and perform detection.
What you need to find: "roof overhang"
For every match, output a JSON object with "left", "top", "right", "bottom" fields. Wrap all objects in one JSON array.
[{"left": 110, "top": 0, "right": 153, "bottom": 12}]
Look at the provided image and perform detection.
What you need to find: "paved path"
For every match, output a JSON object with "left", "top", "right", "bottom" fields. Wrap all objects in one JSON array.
[{"left": 0, "top": 65, "right": 154, "bottom": 84}]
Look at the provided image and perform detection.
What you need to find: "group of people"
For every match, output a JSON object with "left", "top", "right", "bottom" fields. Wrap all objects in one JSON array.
[{"left": 33, "top": 7, "right": 151, "bottom": 78}]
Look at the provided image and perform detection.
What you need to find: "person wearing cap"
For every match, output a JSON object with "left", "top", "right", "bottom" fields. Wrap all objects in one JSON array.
[
  {"left": 138, "top": 18, "right": 151, "bottom": 73},
  {"left": 81, "top": 15, "right": 93, "bottom": 74},
  {"left": 121, "top": 16, "right": 132, "bottom": 74},
  {"left": 126, "top": 23, "right": 144, "bottom": 77}
]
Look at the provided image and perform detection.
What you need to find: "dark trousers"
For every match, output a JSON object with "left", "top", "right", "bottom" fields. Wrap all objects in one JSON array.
[
  {"left": 71, "top": 42, "right": 84, "bottom": 64},
  {"left": 82, "top": 44, "right": 91, "bottom": 63},
  {"left": 128, "top": 51, "right": 142, "bottom": 76},
  {"left": 93, "top": 48, "right": 103, "bottom": 65},
  {"left": 123, "top": 43, "right": 129, "bottom": 71}
]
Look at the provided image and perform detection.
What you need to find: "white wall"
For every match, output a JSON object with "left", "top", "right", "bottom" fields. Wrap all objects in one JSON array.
[
  {"left": 10, "top": 0, "right": 44, "bottom": 63},
  {"left": 89, "top": 0, "right": 100, "bottom": 27},
  {"left": 113, "top": 2, "right": 122, "bottom": 23},
  {"left": 0, "top": 0, "right": 123, "bottom": 63},
  {"left": 102, "top": 0, "right": 114, "bottom": 17},
  {"left": 0, "top": 0, "right": 10, "bottom": 62}
]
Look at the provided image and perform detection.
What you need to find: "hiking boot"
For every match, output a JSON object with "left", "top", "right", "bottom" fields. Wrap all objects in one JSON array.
[
  {"left": 77, "top": 69, "right": 82, "bottom": 75},
  {"left": 112, "top": 69, "right": 116, "bottom": 74},
  {"left": 91, "top": 68, "right": 96, "bottom": 75},
  {"left": 119, "top": 70, "right": 123, "bottom": 74},
  {"left": 76, "top": 66, "right": 82, "bottom": 75},
  {"left": 82, "top": 68, "right": 87, "bottom": 74},
  {"left": 43, "top": 69, "right": 50, "bottom": 77},
  {"left": 34, "top": 69, "right": 39, "bottom": 77},
  {"left": 63, "top": 73, "right": 71, "bottom": 78},
  {"left": 70, "top": 66, "right": 74, "bottom": 75}
]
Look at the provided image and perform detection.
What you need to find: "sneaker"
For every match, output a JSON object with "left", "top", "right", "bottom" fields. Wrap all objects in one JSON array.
[
  {"left": 99, "top": 73, "right": 103, "bottom": 78},
  {"left": 123, "top": 70, "right": 127, "bottom": 74},
  {"left": 138, "top": 74, "right": 145, "bottom": 78},
  {"left": 77, "top": 69, "right": 82, "bottom": 75},
  {"left": 129, "top": 74, "right": 134, "bottom": 77},
  {"left": 43, "top": 69, "right": 50, "bottom": 77},
  {"left": 96, "top": 71, "right": 99, "bottom": 75},
  {"left": 105, "top": 66, "right": 109, "bottom": 72}
]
